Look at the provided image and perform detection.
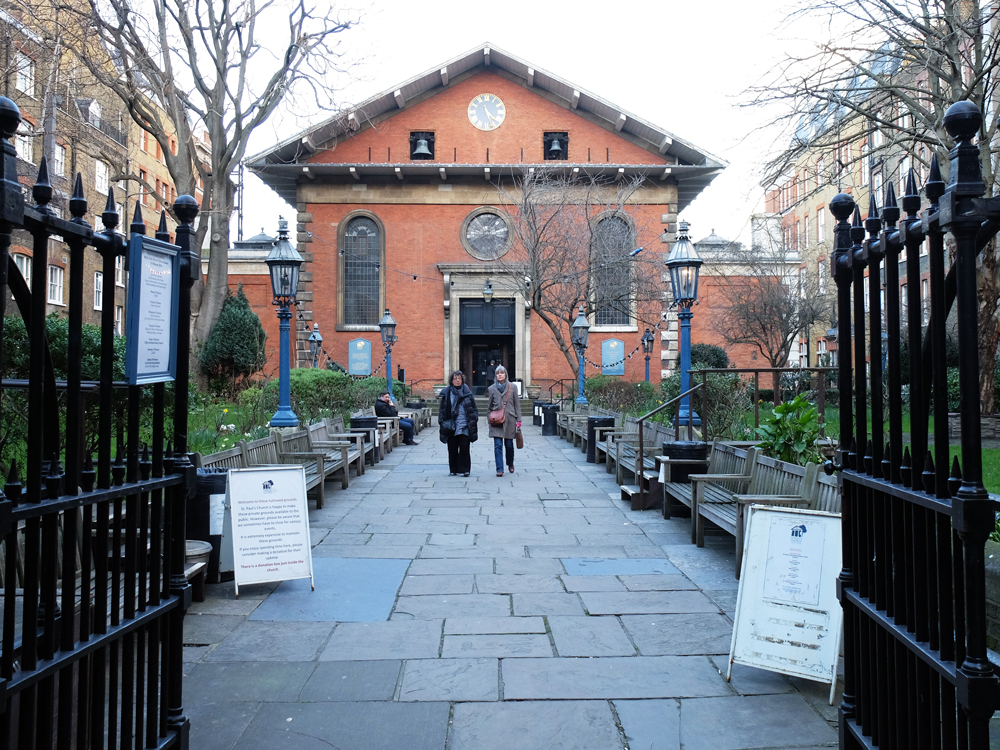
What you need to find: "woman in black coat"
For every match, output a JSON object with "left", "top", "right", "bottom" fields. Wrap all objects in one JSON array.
[{"left": 438, "top": 370, "right": 479, "bottom": 476}]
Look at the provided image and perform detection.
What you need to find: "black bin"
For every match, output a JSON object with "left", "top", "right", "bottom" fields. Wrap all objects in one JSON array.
[
  {"left": 190, "top": 468, "right": 228, "bottom": 584},
  {"left": 532, "top": 400, "right": 548, "bottom": 427},
  {"left": 350, "top": 416, "right": 378, "bottom": 442},
  {"left": 661, "top": 441, "right": 710, "bottom": 483},
  {"left": 541, "top": 403, "right": 560, "bottom": 436},
  {"left": 587, "top": 416, "right": 615, "bottom": 463}
]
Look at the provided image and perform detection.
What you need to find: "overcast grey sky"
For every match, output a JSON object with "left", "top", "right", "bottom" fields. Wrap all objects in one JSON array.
[{"left": 242, "top": 0, "right": 801, "bottom": 246}]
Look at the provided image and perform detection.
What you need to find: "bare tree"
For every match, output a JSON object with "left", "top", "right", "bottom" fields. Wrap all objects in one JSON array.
[
  {"left": 490, "top": 167, "right": 664, "bottom": 377},
  {"left": 748, "top": 0, "right": 1000, "bottom": 411},
  {"left": 711, "top": 237, "right": 832, "bottom": 370},
  {"left": 55, "top": 0, "right": 355, "bottom": 366}
]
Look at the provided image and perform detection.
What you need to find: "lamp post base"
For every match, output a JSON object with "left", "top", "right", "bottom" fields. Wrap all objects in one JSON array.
[
  {"left": 270, "top": 408, "right": 299, "bottom": 428},
  {"left": 675, "top": 406, "right": 701, "bottom": 427},
  {"left": 575, "top": 396, "right": 589, "bottom": 405}
]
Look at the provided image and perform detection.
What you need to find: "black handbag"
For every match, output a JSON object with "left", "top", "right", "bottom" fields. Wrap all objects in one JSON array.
[{"left": 440, "top": 418, "right": 456, "bottom": 435}]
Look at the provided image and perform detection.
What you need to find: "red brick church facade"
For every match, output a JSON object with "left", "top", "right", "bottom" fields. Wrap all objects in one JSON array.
[{"left": 245, "top": 44, "right": 735, "bottom": 396}]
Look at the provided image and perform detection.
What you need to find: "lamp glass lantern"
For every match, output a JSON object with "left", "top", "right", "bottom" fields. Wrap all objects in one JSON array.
[
  {"left": 482, "top": 278, "right": 494, "bottom": 303},
  {"left": 641, "top": 328, "right": 654, "bottom": 354},
  {"left": 664, "top": 221, "right": 702, "bottom": 306},
  {"left": 379, "top": 309, "right": 397, "bottom": 346},
  {"left": 266, "top": 217, "right": 303, "bottom": 303},
  {"left": 571, "top": 304, "right": 590, "bottom": 349}
]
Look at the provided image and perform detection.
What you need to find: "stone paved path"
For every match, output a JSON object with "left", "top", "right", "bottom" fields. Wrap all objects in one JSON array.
[{"left": 183, "top": 421, "right": 841, "bottom": 750}]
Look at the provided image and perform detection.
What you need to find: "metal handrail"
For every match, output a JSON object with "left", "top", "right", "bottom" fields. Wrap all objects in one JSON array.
[
  {"left": 546, "top": 379, "right": 572, "bottom": 403},
  {"left": 636, "top": 382, "right": 704, "bottom": 510}
]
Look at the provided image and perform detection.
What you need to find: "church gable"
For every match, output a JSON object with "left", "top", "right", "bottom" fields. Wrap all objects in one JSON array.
[{"left": 311, "top": 71, "right": 669, "bottom": 168}]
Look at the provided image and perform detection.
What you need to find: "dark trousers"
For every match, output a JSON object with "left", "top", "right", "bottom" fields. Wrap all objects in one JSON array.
[
  {"left": 399, "top": 418, "right": 414, "bottom": 442},
  {"left": 447, "top": 434, "right": 471, "bottom": 474},
  {"left": 493, "top": 437, "right": 514, "bottom": 472}
]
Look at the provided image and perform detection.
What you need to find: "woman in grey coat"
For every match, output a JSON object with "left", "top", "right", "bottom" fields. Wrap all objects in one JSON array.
[{"left": 486, "top": 365, "right": 522, "bottom": 477}]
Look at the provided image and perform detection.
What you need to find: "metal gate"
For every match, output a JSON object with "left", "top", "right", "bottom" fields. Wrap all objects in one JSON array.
[
  {"left": 0, "top": 98, "right": 196, "bottom": 747},
  {"left": 829, "top": 100, "right": 999, "bottom": 748}
]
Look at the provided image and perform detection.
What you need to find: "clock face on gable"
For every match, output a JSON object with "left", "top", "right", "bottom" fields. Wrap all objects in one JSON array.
[{"left": 468, "top": 93, "right": 506, "bottom": 131}]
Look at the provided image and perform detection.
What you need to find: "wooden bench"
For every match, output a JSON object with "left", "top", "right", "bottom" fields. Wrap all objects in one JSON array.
[
  {"left": 661, "top": 443, "right": 756, "bottom": 532},
  {"left": 308, "top": 421, "right": 367, "bottom": 477},
  {"left": 338, "top": 414, "right": 390, "bottom": 462},
  {"left": 241, "top": 434, "right": 333, "bottom": 509},
  {"left": 557, "top": 412, "right": 589, "bottom": 447},
  {"left": 277, "top": 429, "right": 351, "bottom": 491},
  {"left": 355, "top": 408, "right": 399, "bottom": 451}
]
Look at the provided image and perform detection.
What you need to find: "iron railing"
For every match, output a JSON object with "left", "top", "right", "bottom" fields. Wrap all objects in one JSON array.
[
  {"left": 827, "top": 100, "right": 998, "bottom": 749},
  {"left": 0, "top": 97, "right": 196, "bottom": 749},
  {"left": 635, "top": 382, "right": 704, "bottom": 509}
]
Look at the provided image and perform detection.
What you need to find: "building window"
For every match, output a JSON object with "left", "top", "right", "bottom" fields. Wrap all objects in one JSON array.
[
  {"left": 922, "top": 279, "right": 929, "bottom": 323},
  {"left": 803, "top": 215, "right": 809, "bottom": 249},
  {"left": 88, "top": 101, "right": 102, "bottom": 129},
  {"left": 861, "top": 142, "right": 870, "bottom": 186},
  {"left": 14, "top": 254, "right": 31, "bottom": 286},
  {"left": 799, "top": 266, "right": 806, "bottom": 299},
  {"left": 53, "top": 144, "right": 66, "bottom": 176},
  {"left": 94, "top": 272, "right": 103, "bottom": 310},
  {"left": 138, "top": 169, "right": 148, "bottom": 205},
  {"left": 115, "top": 305, "right": 124, "bottom": 335},
  {"left": 15, "top": 132, "right": 32, "bottom": 163},
  {"left": 592, "top": 215, "right": 634, "bottom": 327},
  {"left": 816, "top": 156, "right": 824, "bottom": 187},
  {"left": 543, "top": 132, "right": 568, "bottom": 161},
  {"left": 817, "top": 208, "right": 825, "bottom": 244},
  {"left": 409, "top": 131, "right": 435, "bottom": 160},
  {"left": 115, "top": 255, "right": 126, "bottom": 286},
  {"left": 48, "top": 266, "right": 64, "bottom": 304},
  {"left": 901, "top": 283, "right": 908, "bottom": 322},
  {"left": 342, "top": 216, "right": 381, "bottom": 327},
  {"left": 818, "top": 259, "right": 827, "bottom": 295},
  {"left": 873, "top": 171, "right": 883, "bottom": 203},
  {"left": 15, "top": 52, "right": 35, "bottom": 94},
  {"left": 461, "top": 208, "right": 512, "bottom": 261},
  {"left": 96, "top": 160, "right": 109, "bottom": 194}
]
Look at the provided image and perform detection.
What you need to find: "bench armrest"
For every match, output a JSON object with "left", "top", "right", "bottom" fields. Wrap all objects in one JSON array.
[
  {"left": 734, "top": 495, "right": 808, "bottom": 506},
  {"left": 689, "top": 473, "right": 750, "bottom": 481},
  {"left": 312, "top": 440, "right": 354, "bottom": 448},
  {"left": 655, "top": 457, "right": 711, "bottom": 466}
]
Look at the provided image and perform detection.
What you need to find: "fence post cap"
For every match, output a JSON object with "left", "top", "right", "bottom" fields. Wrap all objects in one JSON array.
[{"left": 0, "top": 96, "right": 20, "bottom": 138}]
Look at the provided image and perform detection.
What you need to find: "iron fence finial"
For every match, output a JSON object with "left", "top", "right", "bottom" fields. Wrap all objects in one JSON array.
[
  {"left": 33, "top": 156, "right": 52, "bottom": 211},
  {"left": 70, "top": 173, "right": 87, "bottom": 222},
  {"left": 102, "top": 187, "right": 118, "bottom": 230}
]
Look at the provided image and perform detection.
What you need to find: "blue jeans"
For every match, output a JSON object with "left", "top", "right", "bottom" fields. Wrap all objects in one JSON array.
[
  {"left": 494, "top": 437, "right": 514, "bottom": 472},
  {"left": 399, "top": 418, "right": 414, "bottom": 442}
]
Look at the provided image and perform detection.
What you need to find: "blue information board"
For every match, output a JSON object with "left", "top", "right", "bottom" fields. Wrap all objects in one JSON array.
[
  {"left": 602, "top": 339, "right": 625, "bottom": 376},
  {"left": 348, "top": 338, "right": 372, "bottom": 375},
  {"left": 125, "top": 234, "right": 181, "bottom": 385}
]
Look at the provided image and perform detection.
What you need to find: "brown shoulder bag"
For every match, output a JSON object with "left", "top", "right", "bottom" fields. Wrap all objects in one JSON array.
[{"left": 488, "top": 386, "right": 510, "bottom": 427}]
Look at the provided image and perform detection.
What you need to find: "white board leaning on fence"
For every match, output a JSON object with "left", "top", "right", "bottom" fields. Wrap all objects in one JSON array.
[
  {"left": 227, "top": 466, "right": 314, "bottom": 596},
  {"left": 728, "top": 506, "right": 843, "bottom": 705}
]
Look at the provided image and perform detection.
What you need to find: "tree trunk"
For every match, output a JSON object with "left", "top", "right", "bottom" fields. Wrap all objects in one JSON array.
[
  {"left": 191, "top": 180, "right": 234, "bottom": 376},
  {"left": 978, "top": 239, "right": 1000, "bottom": 415}
]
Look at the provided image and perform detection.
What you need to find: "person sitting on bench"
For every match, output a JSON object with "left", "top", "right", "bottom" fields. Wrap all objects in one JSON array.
[{"left": 375, "top": 391, "right": 417, "bottom": 445}]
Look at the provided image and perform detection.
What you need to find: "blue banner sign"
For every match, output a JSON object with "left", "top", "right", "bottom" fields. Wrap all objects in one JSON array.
[
  {"left": 348, "top": 338, "right": 372, "bottom": 375},
  {"left": 601, "top": 339, "right": 625, "bottom": 376}
]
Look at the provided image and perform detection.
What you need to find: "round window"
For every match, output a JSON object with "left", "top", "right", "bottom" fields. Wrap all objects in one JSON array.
[{"left": 462, "top": 208, "right": 512, "bottom": 261}]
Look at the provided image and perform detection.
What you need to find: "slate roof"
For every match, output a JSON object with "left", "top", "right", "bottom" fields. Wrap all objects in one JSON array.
[{"left": 248, "top": 42, "right": 726, "bottom": 212}]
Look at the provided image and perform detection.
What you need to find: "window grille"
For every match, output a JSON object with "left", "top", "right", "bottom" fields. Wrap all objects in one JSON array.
[{"left": 343, "top": 217, "right": 381, "bottom": 326}]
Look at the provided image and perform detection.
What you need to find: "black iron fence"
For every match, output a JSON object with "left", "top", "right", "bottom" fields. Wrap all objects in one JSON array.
[
  {"left": 0, "top": 97, "right": 196, "bottom": 748},
  {"left": 828, "top": 100, "right": 999, "bottom": 749}
]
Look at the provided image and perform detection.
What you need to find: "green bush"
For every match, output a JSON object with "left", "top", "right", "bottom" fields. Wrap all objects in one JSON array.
[
  {"left": 659, "top": 367, "right": 754, "bottom": 439},
  {"left": 584, "top": 375, "right": 660, "bottom": 415},
  {"left": 690, "top": 343, "right": 729, "bottom": 369},
  {"left": 264, "top": 368, "right": 355, "bottom": 424},
  {"left": 199, "top": 285, "right": 267, "bottom": 394},
  {"left": 755, "top": 393, "right": 824, "bottom": 466}
]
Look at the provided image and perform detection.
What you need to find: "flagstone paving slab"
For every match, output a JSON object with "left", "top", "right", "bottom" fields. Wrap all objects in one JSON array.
[
  {"left": 512, "top": 592, "right": 585, "bottom": 616},
  {"left": 442, "top": 633, "right": 554, "bottom": 657},
  {"left": 494, "top": 558, "right": 565, "bottom": 575},
  {"left": 298, "top": 660, "right": 401, "bottom": 701},
  {"left": 399, "top": 657, "right": 499, "bottom": 701},
  {"left": 407, "top": 557, "right": 495, "bottom": 575},
  {"left": 560, "top": 575, "right": 627, "bottom": 592},
  {"left": 320, "top": 620, "right": 442, "bottom": 661},
  {"left": 621, "top": 614, "right": 734, "bottom": 655},
  {"left": 399, "top": 574, "right": 476, "bottom": 595},
  {"left": 548, "top": 616, "right": 635, "bottom": 656},
  {"left": 678, "top": 694, "right": 838, "bottom": 750},
  {"left": 580, "top": 591, "right": 720, "bottom": 615},
  {"left": 249, "top": 557, "right": 409, "bottom": 622},
  {"left": 561, "top": 558, "right": 681, "bottom": 576},
  {"left": 448, "top": 700, "right": 623, "bottom": 750},
  {"left": 709, "top": 657, "right": 796, "bottom": 695},
  {"left": 232, "top": 701, "right": 450, "bottom": 750},
  {"left": 475, "top": 574, "right": 567, "bottom": 593},
  {"left": 183, "top": 614, "right": 245, "bottom": 645},
  {"left": 502, "top": 656, "right": 731, "bottom": 700},
  {"left": 619, "top": 574, "right": 697, "bottom": 591},
  {"left": 187, "top": 701, "right": 259, "bottom": 750},
  {"left": 206, "top": 621, "right": 335, "bottom": 662},
  {"left": 393, "top": 594, "right": 512, "bottom": 619},
  {"left": 444, "top": 616, "right": 546, "bottom": 634},
  {"left": 185, "top": 662, "right": 316, "bottom": 703},
  {"left": 613, "top": 699, "right": 681, "bottom": 750}
]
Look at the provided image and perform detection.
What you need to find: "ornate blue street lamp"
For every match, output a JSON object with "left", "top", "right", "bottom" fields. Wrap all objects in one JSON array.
[
  {"left": 379, "top": 309, "right": 398, "bottom": 395},
  {"left": 665, "top": 221, "right": 703, "bottom": 427},
  {"left": 641, "top": 328, "right": 655, "bottom": 382},
  {"left": 571, "top": 304, "right": 590, "bottom": 405},
  {"left": 266, "top": 217, "right": 303, "bottom": 427}
]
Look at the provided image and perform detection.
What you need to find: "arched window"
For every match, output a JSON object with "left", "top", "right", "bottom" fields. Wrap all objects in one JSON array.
[
  {"left": 342, "top": 216, "right": 381, "bottom": 327},
  {"left": 592, "top": 216, "right": 634, "bottom": 327}
]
